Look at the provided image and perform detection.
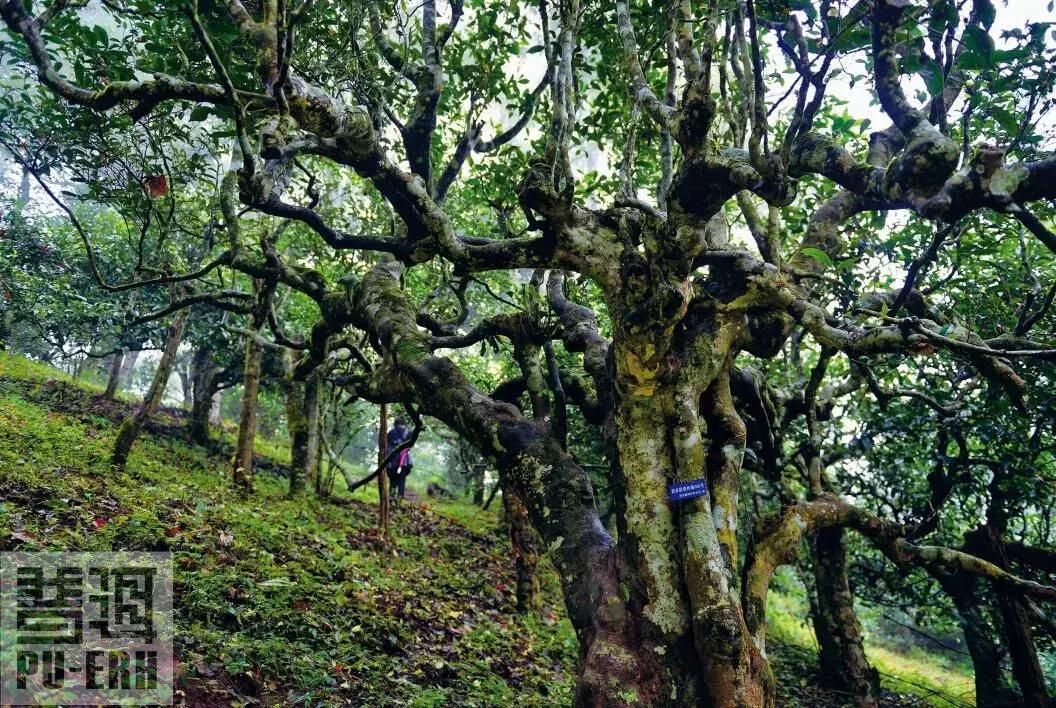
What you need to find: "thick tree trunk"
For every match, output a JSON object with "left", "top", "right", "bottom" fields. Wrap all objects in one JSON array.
[
  {"left": 936, "top": 572, "right": 1019, "bottom": 706},
  {"left": 103, "top": 350, "right": 124, "bottom": 400},
  {"left": 111, "top": 310, "right": 189, "bottom": 469},
  {"left": 501, "top": 483, "right": 541, "bottom": 615},
  {"left": 538, "top": 360, "right": 770, "bottom": 707},
  {"left": 231, "top": 335, "right": 262, "bottom": 491},
  {"left": 188, "top": 347, "right": 218, "bottom": 444},
  {"left": 809, "top": 526, "right": 881, "bottom": 708},
  {"left": 282, "top": 350, "right": 309, "bottom": 496},
  {"left": 352, "top": 263, "right": 773, "bottom": 707}
]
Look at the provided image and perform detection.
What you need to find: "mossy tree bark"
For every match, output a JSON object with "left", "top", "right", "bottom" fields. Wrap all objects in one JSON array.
[
  {"left": 501, "top": 483, "right": 541, "bottom": 615},
  {"left": 935, "top": 572, "right": 1020, "bottom": 706},
  {"left": 305, "top": 373, "right": 322, "bottom": 494},
  {"left": 188, "top": 346, "right": 219, "bottom": 444},
  {"left": 231, "top": 333, "right": 262, "bottom": 491},
  {"left": 350, "top": 262, "right": 776, "bottom": 706},
  {"left": 111, "top": 309, "right": 189, "bottom": 469},
  {"left": 970, "top": 525, "right": 1051, "bottom": 707},
  {"left": 282, "top": 349, "right": 309, "bottom": 495},
  {"left": 10, "top": 0, "right": 1056, "bottom": 704},
  {"left": 103, "top": 350, "right": 124, "bottom": 400},
  {"left": 808, "top": 527, "right": 880, "bottom": 708}
]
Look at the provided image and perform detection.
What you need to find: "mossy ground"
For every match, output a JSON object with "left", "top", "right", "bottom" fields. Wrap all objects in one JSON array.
[
  {"left": 767, "top": 590, "right": 975, "bottom": 708},
  {"left": 0, "top": 352, "right": 977, "bottom": 706}
]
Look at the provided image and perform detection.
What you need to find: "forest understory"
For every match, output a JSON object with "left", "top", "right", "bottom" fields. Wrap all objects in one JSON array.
[{"left": 0, "top": 354, "right": 982, "bottom": 707}]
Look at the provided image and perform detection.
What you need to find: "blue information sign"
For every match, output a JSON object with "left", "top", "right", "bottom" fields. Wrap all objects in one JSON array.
[{"left": 668, "top": 478, "right": 708, "bottom": 502}]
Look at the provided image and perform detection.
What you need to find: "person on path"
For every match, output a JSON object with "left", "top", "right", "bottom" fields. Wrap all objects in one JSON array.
[{"left": 387, "top": 417, "right": 413, "bottom": 502}]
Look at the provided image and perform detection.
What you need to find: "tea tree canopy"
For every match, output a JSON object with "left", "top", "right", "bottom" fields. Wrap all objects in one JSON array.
[{"left": 3, "top": 0, "right": 1055, "bottom": 704}]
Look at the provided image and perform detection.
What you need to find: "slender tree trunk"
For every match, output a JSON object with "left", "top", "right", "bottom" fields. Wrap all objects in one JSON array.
[
  {"left": 119, "top": 348, "right": 140, "bottom": 390},
  {"left": 188, "top": 347, "right": 218, "bottom": 444},
  {"left": 231, "top": 335, "right": 262, "bottom": 491},
  {"left": 209, "top": 390, "right": 222, "bottom": 424},
  {"left": 809, "top": 526, "right": 880, "bottom": 708},
  {"left": 282, "top": 350, "right": 309, "bottom": 496},
  {"left": 0, "top": 309, "right": 11, "bottom": 350},
  {"left": 472, "top": 463, "right": 485, "bottom": 505},
  {"left": 502, "top": 483, "right": 541, "bottom": 615},
  {"left": 998, "top": 591, "right": 1049, "bottom": 707},
  {"left": 111, "top": 310, "right": 189, "bottom": 469},
  {"left": 973, "top": 525, "right": 1050, "bottom": 707},
  {"left": 305, "top": 373, "right": 321, "bottom": 493},
  {"left": 178, "top": 358, "right": 193, "bottom": 409},
  {"left": 377, "top": 403, "right": 389, "bottom": 533},
  {"left": 19, "top": 165, "right": 30, "bottom": 203},
  {"left": 103, "top": 350, "right": 124, "bottom": 400},
  {"left": 936, "top": 572, "right": 1020, "bottom": 706}
]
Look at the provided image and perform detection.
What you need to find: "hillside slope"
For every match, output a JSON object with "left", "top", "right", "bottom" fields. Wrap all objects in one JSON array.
[{"left": 0, "top": 353, "right": 974, "bottom": 706}]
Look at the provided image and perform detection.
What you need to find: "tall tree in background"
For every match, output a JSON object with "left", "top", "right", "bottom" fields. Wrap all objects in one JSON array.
[{"left": 111, "top": 304, "right": 189, "bottom": 468}]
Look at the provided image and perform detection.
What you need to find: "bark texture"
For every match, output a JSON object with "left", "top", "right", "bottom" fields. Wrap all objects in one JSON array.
[
  {"left": 305, "top": 373, "right": 321, "bottom": 493},
  {"left": 231, "top": 334, "right": 262, "bottom": 491},
  {"left": 971, "top": 525, "right": 1051, "bottom": 707},
  {"left": 103, "top": 350, "right": 124, "bottom": 400},
  {"left": 188, "top": 347, "right": 219, "bottom": 444},
  {"left": 282, "top": 349, "right": 309, "bottom": 495},
  {"left": 936, "top": 572, "right": 1020, "bottom": 707},
  {"left": 809, "top": 527, "right": 880, "bottom": 708},
  {"left": 502, "top": 483, "right": 542, "bottom": 615},
  {"left": 111, "top": 310, "right": 189, "bottom": 469}
]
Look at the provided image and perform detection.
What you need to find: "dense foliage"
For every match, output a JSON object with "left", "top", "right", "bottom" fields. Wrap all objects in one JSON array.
[{"left": 2, "top": 0, "right": 1055, "bottom": 705}]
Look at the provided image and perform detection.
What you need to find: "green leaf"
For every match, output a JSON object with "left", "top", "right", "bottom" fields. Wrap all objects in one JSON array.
[
  {"left": 258, "top": 577, "right": 294, "bottom": 588},
  {"left": 976, "top": 0, "right": 996, "bottom": 29},
  {"left": 991, "top": 106, "right": 1020, "bottom": 135},
  {"left": 962, "top": 26, "right": 995, "bottom": 67},
  {"left": 791, "top": 0, "right": 817, "bottom": 22},
  {"left": 800, "top": 248, "right": 833, "bottom": 269},
  {"left": 920, "top": 59, "right": 944, "bottom": 97}
]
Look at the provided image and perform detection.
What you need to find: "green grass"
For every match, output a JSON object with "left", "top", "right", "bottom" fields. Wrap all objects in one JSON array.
[
  {"left": 0, "top": 350, "right": 983, "bottom": 706},
  {"left": 767, "top": 589, "right": 976, "bottom": 706},
  {"left": 0, "top": 350, "right": 104, "bottom": 390},
  {"left": 0, "top": 351, "right": 576, "bottom": 706}
]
